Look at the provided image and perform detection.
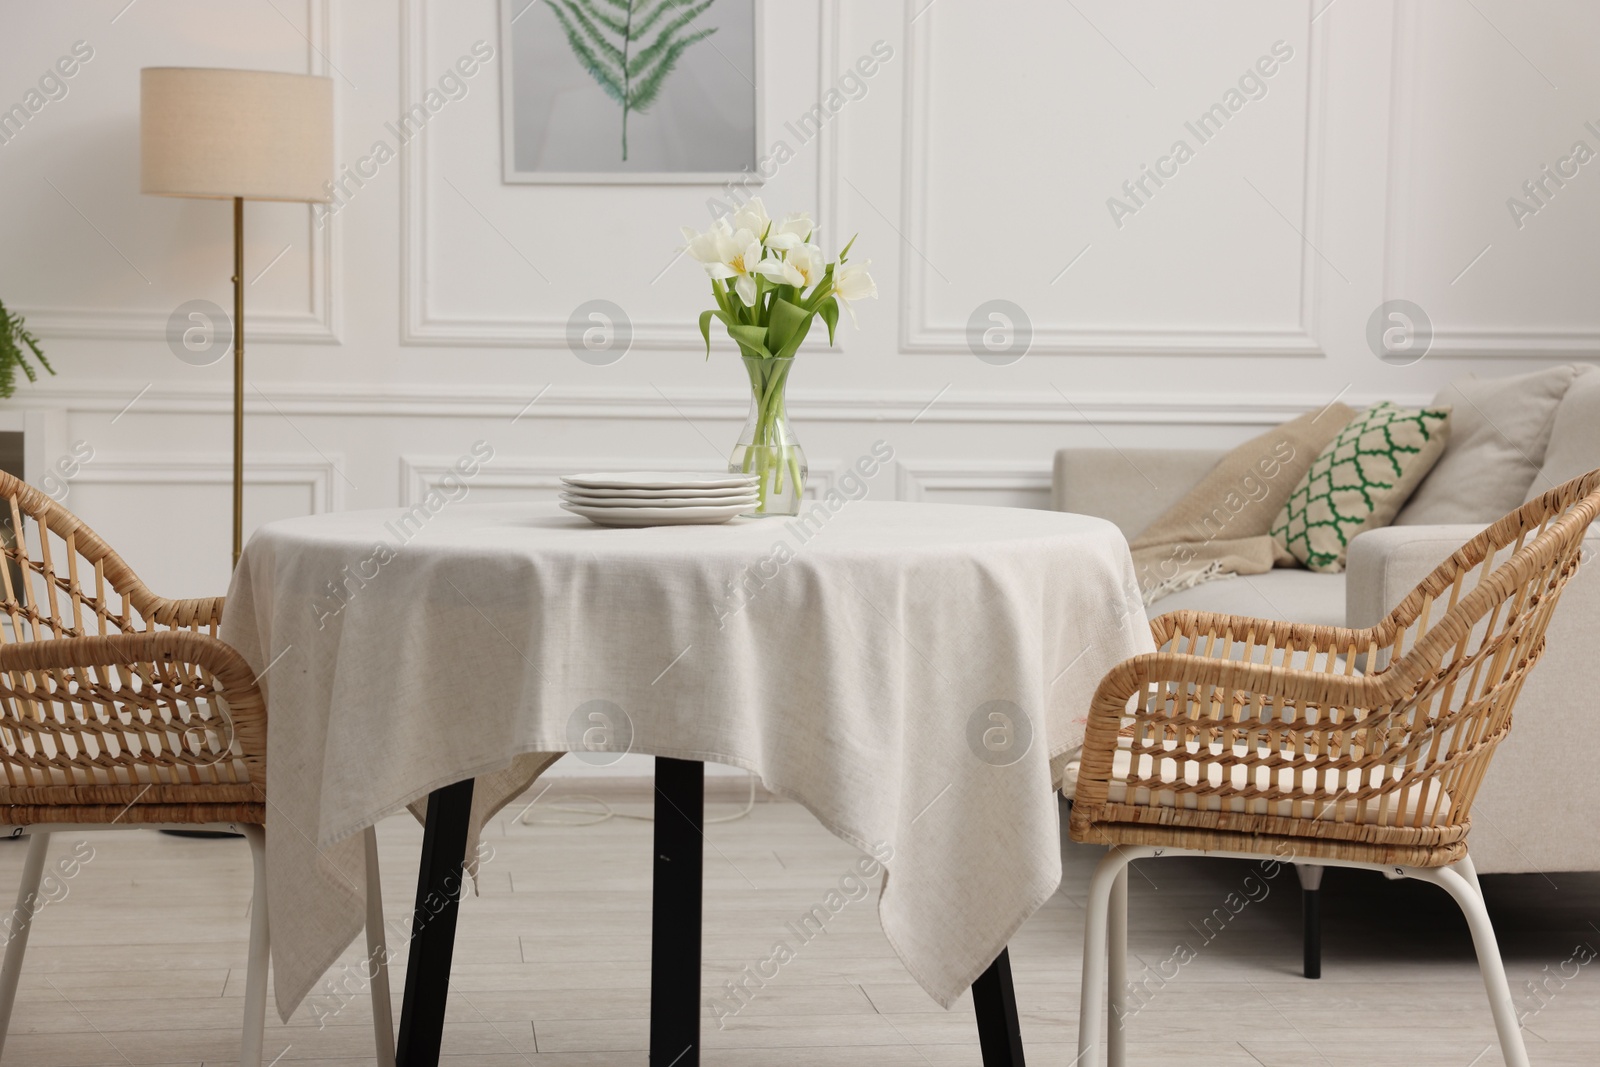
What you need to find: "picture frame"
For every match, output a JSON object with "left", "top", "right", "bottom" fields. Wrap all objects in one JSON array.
[{"left": 499, "top": 0, "right": 764, "bottom": 185}]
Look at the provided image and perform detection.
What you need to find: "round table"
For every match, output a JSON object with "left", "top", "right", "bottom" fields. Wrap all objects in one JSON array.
[{"left": 221, "top": 499, "right": 1154, "bottom": 1061}]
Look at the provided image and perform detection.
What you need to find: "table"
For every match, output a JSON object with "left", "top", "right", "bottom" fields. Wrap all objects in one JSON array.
[{"left": 220, "top": 500, "right": 1153, "bottom": 1064}]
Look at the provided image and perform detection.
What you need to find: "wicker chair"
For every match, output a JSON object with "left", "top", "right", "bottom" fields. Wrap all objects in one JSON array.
[
  {"left": 0, "top": 471, "right": 395, "bottom": 1067},
  {"left": 1071, "top": 468, "right": 1600, "bottom": 1067}
]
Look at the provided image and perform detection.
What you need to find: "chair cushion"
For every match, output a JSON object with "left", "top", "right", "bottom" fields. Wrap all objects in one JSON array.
[
  {"left": 1148, "top": 568, "right": 1348, "bottom": 627},
  {"left": 1397, "top": 364, "right": 1581, "bottom": 524},
  {"left": 1271, "top": 402, "right": 1451, "bottom": 572},
  {"left": 1062, "top": 737, "right": 1448, "bottom": 826},
  {"left": 1526, "top": 365, "right": 1600, "bottom": 500}
]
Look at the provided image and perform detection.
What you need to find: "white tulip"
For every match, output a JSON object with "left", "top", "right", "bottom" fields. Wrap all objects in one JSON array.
[
  {"left": 710, "top": 236, "right": 768, "bottom": 306},
  {"left": 731, "top": 198, "right": 771, "bottom": 243},
  {"left": 833, "top": 260, "right": 877, "bottom": 326},
  {"left": 683, "top": 221, "right": 770, "bottom": 305},
  {"left": 765, "top": 212, "right": 814, "bottom": 251},
  {"left": 680, "top": 219, "right": 734, "bottom": 265},
  {"left": 786, "top": 243, "right": 826, "bottom": 289},
  {"left": 754, "top": 254, "right": 804, "bottom": 288}
]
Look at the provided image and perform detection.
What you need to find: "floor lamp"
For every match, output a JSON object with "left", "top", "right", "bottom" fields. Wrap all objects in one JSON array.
[{"left": 140, "top": 68, "right": 333, "bottom": 568}]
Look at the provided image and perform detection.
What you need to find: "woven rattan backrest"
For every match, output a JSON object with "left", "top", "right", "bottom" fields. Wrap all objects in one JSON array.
[
  {"left": 1356, "top": 468, "right": 1600, "bottom": 820},
  {"left": 0, "top": 472, "right": 160, "bottom": 642},
  {"left": 0, "top": 470, "right": 257, "bottom": 793},
  {"left": 1106, "top": 469, "right": 1600, "bottom": 837}
]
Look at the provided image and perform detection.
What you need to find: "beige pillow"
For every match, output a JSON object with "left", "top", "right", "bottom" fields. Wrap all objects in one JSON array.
[
  {"left": 1525, "top": 365, "right": 1600, "bottom": 501},
  {"left": 1127, "top": 404, "right": 1355, "bottom": 600},
  {"left": 1272, "top": 402, "right": 1451, "bottom": 574},
  {"left": 1395, "top": 365, "right": 1580, "bottom": 525}
]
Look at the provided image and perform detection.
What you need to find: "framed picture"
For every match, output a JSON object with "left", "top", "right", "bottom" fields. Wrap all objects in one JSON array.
[{"left": 500, "top": 0, "right": 762, "bottom": 184}]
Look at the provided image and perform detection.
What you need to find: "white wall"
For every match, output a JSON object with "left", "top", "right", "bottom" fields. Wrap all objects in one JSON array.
[{"left": 1, "top": 1, "right": 1594, "bottom": 593}]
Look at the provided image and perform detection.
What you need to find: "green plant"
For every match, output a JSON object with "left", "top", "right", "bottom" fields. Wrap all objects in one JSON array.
[
  {"left": 546, "top": 0, "right": 718, "bottom": 161},
  {"left": 0, "top": 299, "right": 53, "bottom": 400}
]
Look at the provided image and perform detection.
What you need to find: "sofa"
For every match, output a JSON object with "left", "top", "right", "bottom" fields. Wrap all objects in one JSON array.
[{"left": 1053, "top": 364, "right": 1600, "bottom": 878}]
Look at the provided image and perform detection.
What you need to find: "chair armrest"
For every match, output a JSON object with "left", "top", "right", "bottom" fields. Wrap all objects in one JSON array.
[
  {"left": 1148, "top": 608, "right": 1376, "bottom": 656},
  {"left": 1346, "top": 524, "right": 1497, "bottom": 629},
  {"left": 1052, "top": 447, "right": 1227, "bottom": 539},
  {"left": 142, "top": 595, "right": 227, "bottom": 630},
  {"left": 0, "top": 631, "right": 260, "bottom": 695},
  {"left": 0, "top": 632, "right": 268, "bottom": 786}
]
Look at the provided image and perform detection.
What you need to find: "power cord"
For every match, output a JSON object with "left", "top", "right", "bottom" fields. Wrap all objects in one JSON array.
[{"left": 517, "top": 770, "right": 758, "bottom": 828}]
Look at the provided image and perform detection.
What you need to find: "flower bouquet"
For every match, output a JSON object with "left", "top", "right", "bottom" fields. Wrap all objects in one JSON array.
[{"left": 682, "top": 200, "right": 875, "bottom": 516}]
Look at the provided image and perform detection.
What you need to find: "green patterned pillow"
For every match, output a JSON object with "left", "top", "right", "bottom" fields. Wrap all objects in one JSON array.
[{"left": 1271, "top": 402, "right": 1452, "bottom": 573}]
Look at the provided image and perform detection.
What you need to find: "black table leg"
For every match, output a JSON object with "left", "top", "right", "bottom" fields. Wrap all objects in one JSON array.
[
  {"left": 650, "top": 757, "right": 705, "bottom": 1067},
  {"left": 972, "top": 947, "right": 1026, "bottom": 1067},
  {"left": 396, "top": 777, "right": 475, "bottom": 1067}
]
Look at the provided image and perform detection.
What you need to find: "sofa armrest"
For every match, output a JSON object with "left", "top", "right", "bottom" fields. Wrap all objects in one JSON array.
[
  {"left": 1051, "top": 447, "right": 1228, "bottom": 539},
  {"left": 1346, "top": 523, "right": 1600, "bottom": 627}
]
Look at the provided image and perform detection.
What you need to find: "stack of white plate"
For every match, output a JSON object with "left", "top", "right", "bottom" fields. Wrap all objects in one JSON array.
[{"left": 560, "top": 472, "right": 760, "bottom": 527}]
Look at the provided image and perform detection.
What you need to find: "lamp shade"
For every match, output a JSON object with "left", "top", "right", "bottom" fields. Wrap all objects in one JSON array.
[{"left": 140, "top": 68, "right": 333, "bottom": 202}]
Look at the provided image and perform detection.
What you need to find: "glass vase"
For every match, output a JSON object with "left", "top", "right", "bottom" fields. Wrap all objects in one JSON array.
[{"left": 730, "top": 354, "right": 807, "bottom": 517}]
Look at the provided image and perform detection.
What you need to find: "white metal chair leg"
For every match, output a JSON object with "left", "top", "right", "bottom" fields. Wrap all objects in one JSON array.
[
  {"left": 1456, "top": 853, "right": 1486, "bottom": 901},
  {"left": 240, "top": 826, "right": 269, "bottom": 1067},
  {"left": 363, "top": 824, "right": 396, "bottom": 1067},
  {"left": 1108, "top": 864, "right": 1128, "bottom": 1067},
  {"left": 0, "top": 832, "right": 50, "bottom": 1060},
  {"left": 1078, "top": 847, "right": 1151, "bottom": 1067},
  {"left": 1412, "top": 863, "right": 1530, "bottom": 1067}
]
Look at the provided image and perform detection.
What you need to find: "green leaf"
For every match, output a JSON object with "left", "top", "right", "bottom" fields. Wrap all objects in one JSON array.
[
  {"left": 818, "top": 297, "right": 839, "bottom": 346},
  {"left": 568, "top": 0, "right": 628, "bottom": 37},
  {"left": 628, "top": 27, "right": 715, "bottom": 112},
  {"left": 545, "top": 2, "right": 625, "bottom": 104},
  {"left": 630, "top": 0, "right": 695, "bottom": 40},
  {"left": 838, "top": 233, "right": 858, "bottom": 262},
  {"left": 766, "top": 298, "right": 814, "bottom": 361},
  {"left": 0, "top": 300, "right": 52, "bottom": 401},
  {"left": 763, "top": 297, "right": 805, "bottom": 356},
  {"left": 629, "top": 0, "right": 715, "bottom": 79},
  {"left": 727, "top": 324, "right": 774, "bottom": 361},
  {"left": 698, "top": 308, "right": 718, "bottom": 358},
  {"left": 552, "top": 0, "right": 628, "bottom": 70}
]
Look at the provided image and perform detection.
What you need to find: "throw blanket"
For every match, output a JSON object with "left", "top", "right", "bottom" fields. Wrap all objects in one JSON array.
[{"left": 1131, "top": 403, "right": 1355, "bottom": 603}]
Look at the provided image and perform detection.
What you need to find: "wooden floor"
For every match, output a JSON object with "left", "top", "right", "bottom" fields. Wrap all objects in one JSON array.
[{"left": 1, "top": 780, "right": 1597, "bottom": 1066}]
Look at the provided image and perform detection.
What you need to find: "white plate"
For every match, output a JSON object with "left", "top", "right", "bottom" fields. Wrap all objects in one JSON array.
[
  {"left": 561, "top": 501, "right": 751, "bottom": 527},
  {"left": 562, "top": 483, "right": 760, "bottom": 500},
  {"left": 562, "top": 492, "right": 759, "bottom": 510},
  {"left": 562, "top": 471, "right": 759, "bottom": 491}
]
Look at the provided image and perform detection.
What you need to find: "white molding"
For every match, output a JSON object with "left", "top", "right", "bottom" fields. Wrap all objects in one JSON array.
[
  {"left": 893, "top": 460, "right": 1053, "bottom": 502},
  {"left": 0, "top": 408, "right": 69, "bottom": 487},
  {"left": 70, "top": 454, "right": 344, "bottom": 513},
  {"left": 401, "top": 453, "right": 837, "bottom": 506},
  {"left": 897, "top": 1, "right": 1329, "bottom": 357},
  {"left": 25, "top": 0, "right": 340, "bottom": 346},
  {"left": 814, "top": 0, "right": 843, "bottom": 248},
  {"left": 1381, "top": 1, "right": 1600, "bottom": 358},
  {"left": 17, "top": 380, "right": 1430, "bottom": 426},
  {"left": 400, "top": 0, "right": 838, "bottom": 348}
]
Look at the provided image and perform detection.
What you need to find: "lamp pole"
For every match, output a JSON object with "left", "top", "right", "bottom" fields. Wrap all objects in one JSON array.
[{"left": 232, "top": 196, "right": 244, "bottom": 569}]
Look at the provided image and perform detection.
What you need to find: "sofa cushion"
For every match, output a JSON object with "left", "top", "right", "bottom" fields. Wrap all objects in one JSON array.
[
  {"left": 1271, "top": 402, "right": 1451, "bottom": 573},
  {"left": 1148, "top": 568, "right": 1347, "bottom": 627},
  {"left": 1525, "top": 365, "right": 1600, "bottom": 500},
  {"left": 1397, "top": 365, "right": 1580, "bottom": 525}
]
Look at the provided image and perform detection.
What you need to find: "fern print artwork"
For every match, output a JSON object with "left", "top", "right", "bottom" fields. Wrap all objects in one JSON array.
[
  {"left": 504, "top": 0, "right": 755, "bottom": 180},
  {"left": 547, "top": 0, "right": 718, "bottom": 160}
]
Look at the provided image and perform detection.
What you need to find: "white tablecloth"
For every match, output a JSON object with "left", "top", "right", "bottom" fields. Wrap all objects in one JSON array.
[{"left": 219, "top": 500, "right": 1152, "bottom": 1019}]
